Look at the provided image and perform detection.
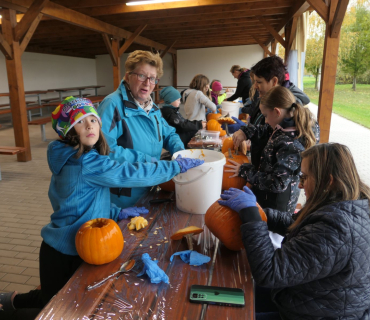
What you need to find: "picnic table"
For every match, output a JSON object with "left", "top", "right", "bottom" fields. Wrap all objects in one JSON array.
[
  {"left": 43, "top": 95, "right": 106, "bottom": 108},
  {"left": 47, "top": 85, "right": 105, "bottom": 100},
  {"left": 36, "top": 189, "right": 255, "bottom": 320}
]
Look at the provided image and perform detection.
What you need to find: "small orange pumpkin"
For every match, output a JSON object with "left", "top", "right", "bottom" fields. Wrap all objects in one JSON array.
[
  {"left": 221, "top": 136, "right": 234, "bottom": 153},
  {"left": 75, "top": 218, "right": 124, "bottom": 265},
  {"left": 207, "top": 113, "right": 222, "bottom": 122},
  {"left": 222, "top": 149, "right": 249, "bottom": 191},
  {"left": 205, "top": 200, "right": 267, "bottom": 251},
  {"left": 207, "top": 119, "right": 222, "bottom": 132},
  {"left": 159, "top": 179, "right": 175, "bottom": 192}
]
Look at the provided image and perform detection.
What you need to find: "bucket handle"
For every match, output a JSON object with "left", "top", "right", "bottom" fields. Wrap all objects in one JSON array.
[{"left": 172, "top": 167, "right": 213, "bottom": 185}]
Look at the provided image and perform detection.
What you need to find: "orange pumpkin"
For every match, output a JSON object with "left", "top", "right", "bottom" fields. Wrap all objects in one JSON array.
[
  {"left": 75, "top": 218, "right": 124, "bottom": 265},
  {"left": 222, "top": 149, "right": 249, "bottom": 191},
  {"left": 159, "top": 179, "right": 175, "bottom": 192},
  {"left": 207, "top": 113, "right": 222, "bottom": 122},
  {"left": 207, "top": 119, "right": 222, "bottom": 132},
  {"left": 205, "top": 200, "right": 267, "bottom": 251},
  {"left": 221, "top": 136, "right": 234, "bottom": 153}
]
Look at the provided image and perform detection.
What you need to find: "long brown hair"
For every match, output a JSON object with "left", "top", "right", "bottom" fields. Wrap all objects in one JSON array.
[
  {"left": 189, "top": 74, "right": 210, "bottom": 95},
  {"left": 230, "top": 65, "right": 248, "bottom": 73},
  {"left": 289, "top": 143, "right": 370, "bottom": 231},
  {"left": 249, "top": 71, "right": 256, "bottom": 101},
  {"left": 261, "top": 86, "right": 316, "bottom": 149},
  {"left": 63, "top": 127, "right": 110, "bottom": 159}
]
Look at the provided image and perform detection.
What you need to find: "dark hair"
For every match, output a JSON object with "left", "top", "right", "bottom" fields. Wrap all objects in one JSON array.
[
  {"left": 189, "top": 74, "right": 210, "bottom": 95},
  {"left": 289, "top": 143, "right": 370, "bottom": 231},
  {"left": 61, "top": 127, "right": 110, "bottom": 159},
  {"left": 251, "top": 56, "right": 287, "bottom": 85}
]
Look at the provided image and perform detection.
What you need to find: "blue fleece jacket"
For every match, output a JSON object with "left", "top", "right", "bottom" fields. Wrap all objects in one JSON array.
[
  {"left": 97, "top": 80, "right": 184, "bottom": 208},
  {"left": 41, "top": 140, "right": 181, "bottom": 256}
]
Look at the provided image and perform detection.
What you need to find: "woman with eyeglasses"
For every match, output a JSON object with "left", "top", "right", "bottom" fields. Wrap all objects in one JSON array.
[
  {"left": 98, "top": 50, "right": 185, "bottom": 208},
  {"left": 219, "top": 143, "right": 370, "bottom": 319}
]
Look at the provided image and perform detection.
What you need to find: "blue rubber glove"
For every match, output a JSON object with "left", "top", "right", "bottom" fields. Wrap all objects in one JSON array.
[
  {"left": 137, "top": 253, "right": 169, "bottom": 284},
  {"left": 218, "top": 186, "right": 256, "bottom": 213},
  {"left": 222, "top": 116, "right": 246, "bottom": 134},
  {"left": 118, "top": 206, "right": 149, "bottom": 220},
  {"left": 151, "top": 157, "right": 158, "bottom": 163},
  {"left": 174, "top": 154, "right": 204, "bottom": 173}
]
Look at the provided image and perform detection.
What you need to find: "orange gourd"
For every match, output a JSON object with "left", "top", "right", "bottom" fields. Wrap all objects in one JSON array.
[
  {"left": 159, "top": 179, "right": 175, "bottom": 192},
  {"left": 207, "top": 119, "right": 222, "bottom": 132},
  {"left": 207, "top": 113, "right": 222, "bottom": 122},
  {"left": 221, "top": 137, "right": 234, "bottom": 153},
  {"left": 222, "top": 150, "right": 249, "bottom": 191},
  {"left": 75, "top": 218, "right": 124, "bottom": 265},
  {"left": 205, "top": 200, "right": 267, "bottom": 251}
]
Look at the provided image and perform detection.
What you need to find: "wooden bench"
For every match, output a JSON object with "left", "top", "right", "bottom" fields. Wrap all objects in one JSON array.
[
  {"left": 28, "top": 117, "right": 52, "bottom": 141},
  {"left": 43, "top": 95, "right": 106, "bottom": 108},
  {"left": 0, "top": 146, "right": 26, "bottom": 180},
  {"left": 0, "top": 104, "right": 49, "bottom": 121}
]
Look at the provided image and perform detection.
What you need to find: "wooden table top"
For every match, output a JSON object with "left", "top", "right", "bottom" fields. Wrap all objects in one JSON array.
[
  {"left": 47, "top": 85, "right": 105, "bottom": 92},
  {"left": 36, "top": 190, "right": 255, "bottom": 320},
  {"left": 0, "top": 90, "right": 49, "bottom": 97},
  {"left": 43, "top": 95, "right": 106, "bottom": 107}
]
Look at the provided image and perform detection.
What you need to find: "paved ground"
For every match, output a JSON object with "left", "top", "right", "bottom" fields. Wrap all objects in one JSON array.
[{"left": 0, "top": 103, "right": 369, "bottom": 302}]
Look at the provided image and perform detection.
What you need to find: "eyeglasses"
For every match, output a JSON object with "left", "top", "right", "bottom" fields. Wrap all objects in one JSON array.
[
  {"left": 129, "top": 72, "right": 159, "bottom": 85},
  {"left": 299, "top": 173, "right": 308, "bottom": 185}
]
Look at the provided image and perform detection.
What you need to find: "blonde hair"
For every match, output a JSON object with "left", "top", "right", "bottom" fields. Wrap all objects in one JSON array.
[
  {"left": 261, "top": 86, "right": 316, "bottom": 149},
  {"left": 230, "top": 65, "right": 248, "bottom": 73},
  {"left": 189, "top": 74, "right": 210, "bottom": 95},
  {"left": 289, "top": 143, "right": 370, "bottom": 231},
  {"left": 125, "top": 50, "right": 163, "bottom": 78},
  {"left": 249, "top": 71, "right": 256, "bottom": 101}
]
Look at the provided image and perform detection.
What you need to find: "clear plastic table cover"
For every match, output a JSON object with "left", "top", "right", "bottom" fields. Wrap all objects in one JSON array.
[{"left": 36, "top": 191, "right": 254, "bottom": 320}]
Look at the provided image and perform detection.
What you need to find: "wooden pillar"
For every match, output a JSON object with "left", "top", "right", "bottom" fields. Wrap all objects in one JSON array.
[
  {"left": 317, "top": 0, "right": 341, "bottom": 142},
  {"left": 112, "top": 39, "right": 121, "bottom": 90},
  {"left": 2, "top": 9, "right": 31, "bottom": 161},
  {"left": 271, "top": 39, "right": 277, "bottom": 55},
  {"left": 172, "top": 53, "right": 177, "bottom": 88}
]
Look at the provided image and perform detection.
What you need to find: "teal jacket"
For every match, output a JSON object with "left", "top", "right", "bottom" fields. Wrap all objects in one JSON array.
[
  {"left": 98, "top": 80, "right": 184, "bottom": 208},
  {"left": 41, "top": 141, "right": 181, "bottom": 256}
]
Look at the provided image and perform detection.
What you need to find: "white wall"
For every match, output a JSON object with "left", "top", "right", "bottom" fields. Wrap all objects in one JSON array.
[
  {"left": 0, "top": 52, "right": 98, "bottom": 104},
  {"left": 177, "top": 45, "right": 264, "bottom": 88}
]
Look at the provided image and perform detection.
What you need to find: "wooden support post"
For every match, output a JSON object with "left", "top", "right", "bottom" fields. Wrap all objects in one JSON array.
[
  {"left": 118, "top": 24, "right": 147, "bottom": 56},
  {"left": 284, "top": 17, "right": 298, "bottom": 64},
  {"left": 160, "top": 41, "right": 176, "bottom": 58},
  {"left": 112, "top": 38, "right": 121, "bottom": 90},
  {"left": 253, "top": 36, "right": 273, "bottom": 57},
  {"left": 271, "top": 39, "right": 277, "bottom": 55},
  {"left": 2, "top": 9, "right": 31, "bottom": 161},
  {"left": 317, "top": 0, "right": 347, "bottom": 142},
  {"left": 172, "top": 53, "right": 177, "bottom": 88}
]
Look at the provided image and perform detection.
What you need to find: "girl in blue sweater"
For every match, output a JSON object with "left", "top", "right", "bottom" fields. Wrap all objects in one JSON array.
[{"left": 0, "top": 97, "right": 203, "bottom": 313}]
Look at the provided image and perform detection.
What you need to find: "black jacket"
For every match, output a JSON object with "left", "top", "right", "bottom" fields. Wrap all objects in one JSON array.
[
  {"left": 240, "top": 199, "right": 370, "bottom": 319},
  {"left": 239, "top": 119, "right": 304, "bottom": 214},
  {"left": 227, "top": 70, "right": 252, "bottom": 104},
  {"left": 160, "top": 105, "right": 202, "bottom": 147}
]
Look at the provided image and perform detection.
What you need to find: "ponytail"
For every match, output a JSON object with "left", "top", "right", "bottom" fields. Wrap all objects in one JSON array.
[{"left": 291, "top": 103, "right": 316, "bottom": 149}]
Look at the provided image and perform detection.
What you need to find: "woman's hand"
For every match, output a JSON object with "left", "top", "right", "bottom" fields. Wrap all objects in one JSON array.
[
  {"left": 232, "top": 129, "right": 247, "bottom": 149},
  {"left": 202, "top": 121, "right": 207, "bottom": 129},
  {"left": 218, "top": 186, "right": 257, "bottom": 213},
  {"left": 224, "top": 159, "right": 241, "bottom": 178}
]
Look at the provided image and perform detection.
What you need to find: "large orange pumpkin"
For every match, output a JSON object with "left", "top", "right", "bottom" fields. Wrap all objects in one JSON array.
[
  {"left": 221, "top": 137, "right": 234, "bottom": 153},
  {"left": 207, "top": 113, "right": 222, "bottom": 122},
  {"left": 75, "top": 218, "right": 124, "bottom": 265},
  {"left": 159, "top": 179, "right": 175, "bottom": 192},
  {"left": 205, "top": 200, "right": 267, "bottom": 251},
  {"left": 222, "top": 149, "right": 249, "bottom": 191}
]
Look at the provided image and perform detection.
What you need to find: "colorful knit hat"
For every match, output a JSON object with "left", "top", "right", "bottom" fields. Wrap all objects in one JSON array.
[
  {"left": 211, "top": 81, "right": 223, "bottom": 92},
  {"left": 160, "top": 86, "right": 181, "bottom": 105},
  {"left": 51, "top": 96, "right": 102, "bottom": 139}
]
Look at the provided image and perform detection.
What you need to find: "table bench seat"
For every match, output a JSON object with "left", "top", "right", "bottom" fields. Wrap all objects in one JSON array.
[
  {"left": 28, "top": 117, "right": 52, "bottom": 141},
  {"left": 43, "top": 95, "right": 106, "bottom": 107},
  {"left": 0, "top": 146, "right": 26, "bottom": 180}
]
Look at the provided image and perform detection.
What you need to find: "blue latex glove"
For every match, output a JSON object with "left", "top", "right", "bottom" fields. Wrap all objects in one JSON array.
[
  {"left": 151, "top": 157, "right": 158, "bottom": 163},
  {"left": 174, "top": 154, "right": 204, "bottom": 173},
  {"left": 118, "top": 206, "right": 149, "bottom": 220},
  {"left": 137, "top": 253, "right": 169, "bottom": 284},
  {"left": 222, "top": 116, "right": 246, "bottom": 134},
  {"left": 170, "top": 250, "right": 211, "bottom": 266},
  {"left": 218, "top": 186, "right": 256, "bottom": 213}
]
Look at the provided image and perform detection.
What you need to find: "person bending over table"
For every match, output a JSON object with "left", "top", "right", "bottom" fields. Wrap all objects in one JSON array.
[
  {"left": 98, "top": 50, "right": 185, "bottom": 208},
  {"left": 226, "top": 65, "right": 252, "bottom": 104},
  {"left": 219, "top": 143, "right": 370, "bottom": 319}
]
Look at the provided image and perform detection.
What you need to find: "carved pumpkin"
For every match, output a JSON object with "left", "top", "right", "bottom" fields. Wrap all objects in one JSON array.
[
  {"left": 222, "top": 149, "right": 249, "bottom": 191},
  {"left": 207, "top": 119, "right": 222, "bottom": 132},
  {"left": 221, "top": 137, "right": 234, "bottom": 153},
  {"left": 159, "top": 179, "right": 175, "bottom": 192},
  {"left": 207, "top": 113, "right": 222, "bottom": 122},
  {"left": 205, "top": 200, "right": 267, "bottom": 251},
  {"left": 75, "top": 218, "right": 124, "bottom": 265}
]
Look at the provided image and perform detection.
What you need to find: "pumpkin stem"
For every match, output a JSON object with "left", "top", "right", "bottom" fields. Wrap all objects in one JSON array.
[
  {"left": 225, "top": 123, "right": 230, "bottom": 136},
  {"left": 185, "top": 234, "right": 194, "bottom": 250},
  {"left": 228, "top": 148, "right": 233, "bottom": 159}
]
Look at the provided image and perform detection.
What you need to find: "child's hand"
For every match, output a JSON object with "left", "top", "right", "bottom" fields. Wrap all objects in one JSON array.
[
  {"left": 225, "top": 87, "right": 230, "bottom": 93},
  {"left": 202, "top": 121, "right": 207, "bottom": 129},
  {"left": 224, "top": 159, "right": 241, "bottom": 178}
]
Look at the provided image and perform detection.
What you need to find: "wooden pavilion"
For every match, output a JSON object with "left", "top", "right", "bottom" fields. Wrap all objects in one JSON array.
[{"left": 0, "top": 0, "right": 349, "bottom": 161}]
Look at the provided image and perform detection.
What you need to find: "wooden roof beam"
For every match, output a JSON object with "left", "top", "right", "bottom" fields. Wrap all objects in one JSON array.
[
  {"left": 0, "top": 0, "right": 176, "bottom": 54},
  {"left": 102, "top": 34, "right": 118, "bottom": 66},
  {"left": 19, "top": 12, "right": 42, "bottom": 54},
  {"left": 0, "top": 31, "right": 13, "bottom": 59},
  {"left": 286, "top": 16, "right": 298, "bottom": 51},
  {"left": 258, "top": 15, "right": 287, "bottom": 48},
  {"left": 306, "top": 0, "right": 329, "bottom": 22},
  {"left": 330, "top": 0, "right": 349, "bottom": 38},
  {"left": 119, "top": 24, "right": 146, "bottom": 56},
  {"left": 14, "top": 0, "right": 49, "bottom": 42},
  {"left": 160, "top": 41, "right": 176, "bottom": 58},
  {"left": 253, "top": 35, "right": 274, "bottom": 56}
]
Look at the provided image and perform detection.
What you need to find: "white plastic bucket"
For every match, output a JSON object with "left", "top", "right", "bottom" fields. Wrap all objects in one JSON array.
[
  {"left": 172, "top": 149, "right": 226, "bottom": 214},
  {"left": 221, "top": 101, "right": 241, "bottom": 119}
]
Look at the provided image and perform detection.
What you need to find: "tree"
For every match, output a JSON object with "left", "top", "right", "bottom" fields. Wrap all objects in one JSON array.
[{"left": 340, "top": 4, "right": 370, "bottom": 90}]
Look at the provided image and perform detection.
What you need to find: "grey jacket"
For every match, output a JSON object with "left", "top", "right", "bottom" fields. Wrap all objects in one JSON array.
[{"left": 182, "top": 89, "right": 217, "bottom": 121}]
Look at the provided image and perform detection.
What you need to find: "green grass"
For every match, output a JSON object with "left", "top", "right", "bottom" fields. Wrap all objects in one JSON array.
[{"left": 303, "top": 76, "right": 370, "bottom": 129}]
